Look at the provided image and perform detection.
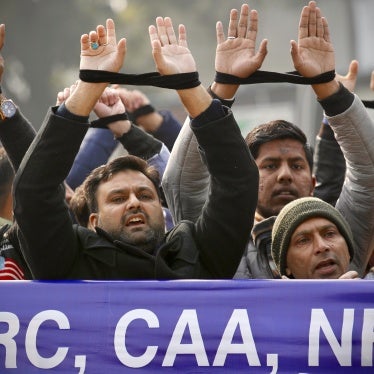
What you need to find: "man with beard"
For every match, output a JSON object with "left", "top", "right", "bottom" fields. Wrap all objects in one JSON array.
[{"left": 12, "top": 17, "right": 258, "bottom": 279}]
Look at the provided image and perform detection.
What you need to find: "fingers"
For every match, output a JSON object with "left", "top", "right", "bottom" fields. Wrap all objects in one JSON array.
[
  {"left": 155, "top": 17, "right": 169, "bottom": 46},
  {"left": 150, "top": 17, "right": 187, "bottom": 48},
  {"left": 164, "top": 17, "right": 177, "bottom": 45},
  {"left": 308, "top": 1, "right": 317, "bottom": 37},
  {"left": 56, "top": 82, "right": 78, "bottom": 106},
  {"left": 237, "top": 4, "right": 249, "bottom": 38},
  {"left": 339, "top": 270, "right": 359, "bottom": 280},
  {"left": 155, "top": 16, "right": 180, "bottom": 46},
  {"left": 227, "top": 8, "right": 239, "bottom": 38},
  {"left": 216, "top": 21, "right": 225, "bottom": 44},
  {"left": 348, "top": 59, "right": 359, "bottom": 78},
  {"left": 298, "top": 5, "right": 310, "bottom": 40},
  {"left": 315, "top": 6, "right": 323, "bottom": 38},
  {"left": 223, "top": 4, "right": 259, "bottom": 42},
  {"left": 321, "top": 17, "right": 330, "bottom": 43},
  {"left": 178, "top": 24, "right": 188, "bottom": 48},
  {"left": 246, "top": 10, "right": 258, "bottom": 41},
  {"left": 105, "top": 18, "right": 116, "bottom": 43}
]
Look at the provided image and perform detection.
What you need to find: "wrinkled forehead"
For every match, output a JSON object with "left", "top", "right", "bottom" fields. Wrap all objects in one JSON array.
[{"left": 98, "top": 170, "right": 157, "bottom": 195}]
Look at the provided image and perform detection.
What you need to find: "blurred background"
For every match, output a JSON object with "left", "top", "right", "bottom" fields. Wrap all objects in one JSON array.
[{"left": 2, "top": 0, "right": 374, "bottom": 143}]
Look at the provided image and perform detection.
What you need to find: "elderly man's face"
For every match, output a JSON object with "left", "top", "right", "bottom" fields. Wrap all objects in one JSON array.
[{"left": 286, "top": 217, "right": 350, "bottom": 279}]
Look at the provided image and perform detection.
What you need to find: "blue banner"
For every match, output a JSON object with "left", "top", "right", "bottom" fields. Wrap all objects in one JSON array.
[{"left": 0, "top": 280, "right": 373, "bottom": 373}]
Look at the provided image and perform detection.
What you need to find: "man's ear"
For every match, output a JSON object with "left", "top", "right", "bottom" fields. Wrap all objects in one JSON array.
[{"left": 88, "top": 213, "right": 99, "bottom": 231}]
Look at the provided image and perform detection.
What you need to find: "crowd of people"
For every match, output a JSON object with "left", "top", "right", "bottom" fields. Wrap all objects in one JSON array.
[{"left": 0, "top": 1, "right": 373, "bottom": 281}]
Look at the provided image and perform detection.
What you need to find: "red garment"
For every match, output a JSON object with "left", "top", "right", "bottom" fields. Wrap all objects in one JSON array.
[{"left": 0, "top": 256, "right": 24, "bottom": 280}]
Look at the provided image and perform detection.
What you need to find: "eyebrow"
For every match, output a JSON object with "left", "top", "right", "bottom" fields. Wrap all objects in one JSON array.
[
  {"left": 293, "top": 224, "right": 337, "bottom": 237},
  {"left": 107, "top": 185, "right": 155, "bottom": 195},
  {"left": 260, "top": 156, "right": 307, "bottom": 163}
]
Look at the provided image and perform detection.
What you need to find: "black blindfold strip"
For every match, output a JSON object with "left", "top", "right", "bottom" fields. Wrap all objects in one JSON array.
[
  {"left": 91, "top": 112, "right": 128, "bottom": 129},
  {"left": 214, "top": 70, "right": 336, "bottom": 85},
  {"left": 128, "top": 104, "right": 155, "bottom": 123},
  {"left": 79, "top": 70, "right": 201, "bottom": 89},
  {"left": 362, "top": 100, "right": 374, "bottom": 109}
]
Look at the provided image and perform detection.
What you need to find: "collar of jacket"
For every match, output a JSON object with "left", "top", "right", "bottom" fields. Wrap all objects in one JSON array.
[
  {"left": 251, "top": 216, "right": 276, "bottom": 248},
  {"left": 76, "top": 226, "right": 155, "bottom": 267}
]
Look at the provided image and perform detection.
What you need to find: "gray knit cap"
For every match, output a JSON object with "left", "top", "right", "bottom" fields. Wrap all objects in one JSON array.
[{"left": 271, "top": 197, "right": 354, "bottom": 276}]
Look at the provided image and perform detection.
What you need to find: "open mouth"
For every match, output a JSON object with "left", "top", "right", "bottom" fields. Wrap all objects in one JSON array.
[
  {"left": 315, "top": 259, "right": 336, "bottom": 275},
  {"left": 126, "top": 216, "right": 145, "bottom": 226}
]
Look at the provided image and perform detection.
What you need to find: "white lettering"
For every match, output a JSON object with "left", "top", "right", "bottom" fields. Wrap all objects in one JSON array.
[
  {"left": 75, "top": 355, "right": 86, "bottom": 374},
  {"left": 114, "top": 309, "right": 159, "bottom": 368},
  {"left": 213, "top": 309, "right": 260, "bottom": 366},
  {"left": 0, "top": 311, "right": 19, "bottom": 368},
  {"left": 163, "top": 309, "right": 208, "bottom": 366},
  {"left": 309, "top": 308, "right": 354, "bottom": 366},
  {"left": 362, "top": 309, "right": 374, "bottom": 366},
  {"left": 25, "top": 310, "right": 69, "bottom": 369},
  {"left": 267, "top": 353, "right": 278, "bottom": 373}
]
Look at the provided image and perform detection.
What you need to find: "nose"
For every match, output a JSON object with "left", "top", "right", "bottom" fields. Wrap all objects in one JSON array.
[
  {"left": 127, "top": 193, "right": 141, "bottom": 210},
  {"left": 314, "top": 234, "right": 330, "bottom": 255},
  {"left": 277, "top": 163, "right": 292, "bottom": 183}
]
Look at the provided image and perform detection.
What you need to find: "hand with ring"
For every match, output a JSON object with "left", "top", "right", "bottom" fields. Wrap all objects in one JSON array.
[
  {"left": 216, "top": 3, "right": 267, "bottom": 77},
  {"left": 80, "top": 19, "right": 126, "bottom": 73},
  {"left": 213, "top": 3, "right": 268, "bottom": 98}
]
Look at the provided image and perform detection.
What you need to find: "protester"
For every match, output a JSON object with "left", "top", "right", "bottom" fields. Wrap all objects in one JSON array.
[
  {"left": 162, "top": 1, "right": 374, "bottom": 278},
  {"left": 12, "top": 18, "right": 258, "bottom": 279},
  {"left": 63, "top": 84, "right": 173, "bottom": 229},
  {"left": 271, "top": 196, "right": 374, "bottom": 279}
]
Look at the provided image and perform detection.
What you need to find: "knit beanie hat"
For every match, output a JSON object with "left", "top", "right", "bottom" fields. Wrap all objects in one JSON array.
[{"left": 271, "top": 197, "right": 354, "bottom": 276}]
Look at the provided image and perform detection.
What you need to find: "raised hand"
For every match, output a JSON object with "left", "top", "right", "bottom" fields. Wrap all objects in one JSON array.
[
  {"left": 215, "top": 4, "right": 267, "bottom": 78},
  {"left": 80, "top": 18, "right": 126, "bottom": 73},
  {"left": 56, "top": 81, "right": 79, "bottom": 105},
  {"left": 291, "top": 1, "right": 335, "bottom": 77},
  {"left": 336, "top": 60, "right": 359, "bottom": 93},
  {"left": 94, "top": 87, "right": 125, "bottom": 118},
  {"left": 148, "top": 17, "right": 196, "bottom": 75}
]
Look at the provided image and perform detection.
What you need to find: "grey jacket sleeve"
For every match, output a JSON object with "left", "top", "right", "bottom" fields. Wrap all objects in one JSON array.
[
  {"left": 161, "top": 116, "right": 209, "bottom": 223},
  {"left": 327, "top": 95, "right": 374, "bottom": 276},
  {"left": 313, "top": 132, "right": 346, "bottom": 206}
]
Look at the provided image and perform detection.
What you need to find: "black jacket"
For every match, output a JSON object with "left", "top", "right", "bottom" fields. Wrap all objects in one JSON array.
[{"left": 14, "top": 104, "right": 259, "bottom": 280}]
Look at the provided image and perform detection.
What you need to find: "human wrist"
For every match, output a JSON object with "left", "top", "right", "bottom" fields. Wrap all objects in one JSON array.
[
  {"left": 177, "top": 85, "right": 212, "bottom": 118},
  {"left": 210, "top": 82, "right": 238, "bottom": 100},
  {"left": 65, "top": 81, "right": 107, "bottom": 117},
  {"left": 312, "top": 79, "right": 340, "bottom": 100},
  {"left": 135, "top": 111, "right": 163, "bottom": 132}
]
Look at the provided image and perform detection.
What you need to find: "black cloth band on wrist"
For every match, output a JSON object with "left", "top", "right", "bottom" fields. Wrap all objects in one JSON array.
[
  {"left": 91, "top": 112, "right": 128, "bottom": 129},
  {"left": 214, "top": 70, "right": 336, "bottom": 85},
  {"left": 128, "top": 104, "right": 155, "bottom": 123},
  {"left": 207, "top": 86, "right": 235, "bottom": 108},
  {"left": 79, "top": 70, "right": 201, "bottom": 90},
  {"left": 362, "top": 100, "right": 374, "bottom": 109}
]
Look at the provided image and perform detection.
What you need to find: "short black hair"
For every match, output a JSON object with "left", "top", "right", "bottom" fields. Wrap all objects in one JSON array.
[
  {"left": 84, "top": 155, "right": 161, "bottom": 214},
  {"left": 245, "top": 120, "right": 313, "bottom": 171}
]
